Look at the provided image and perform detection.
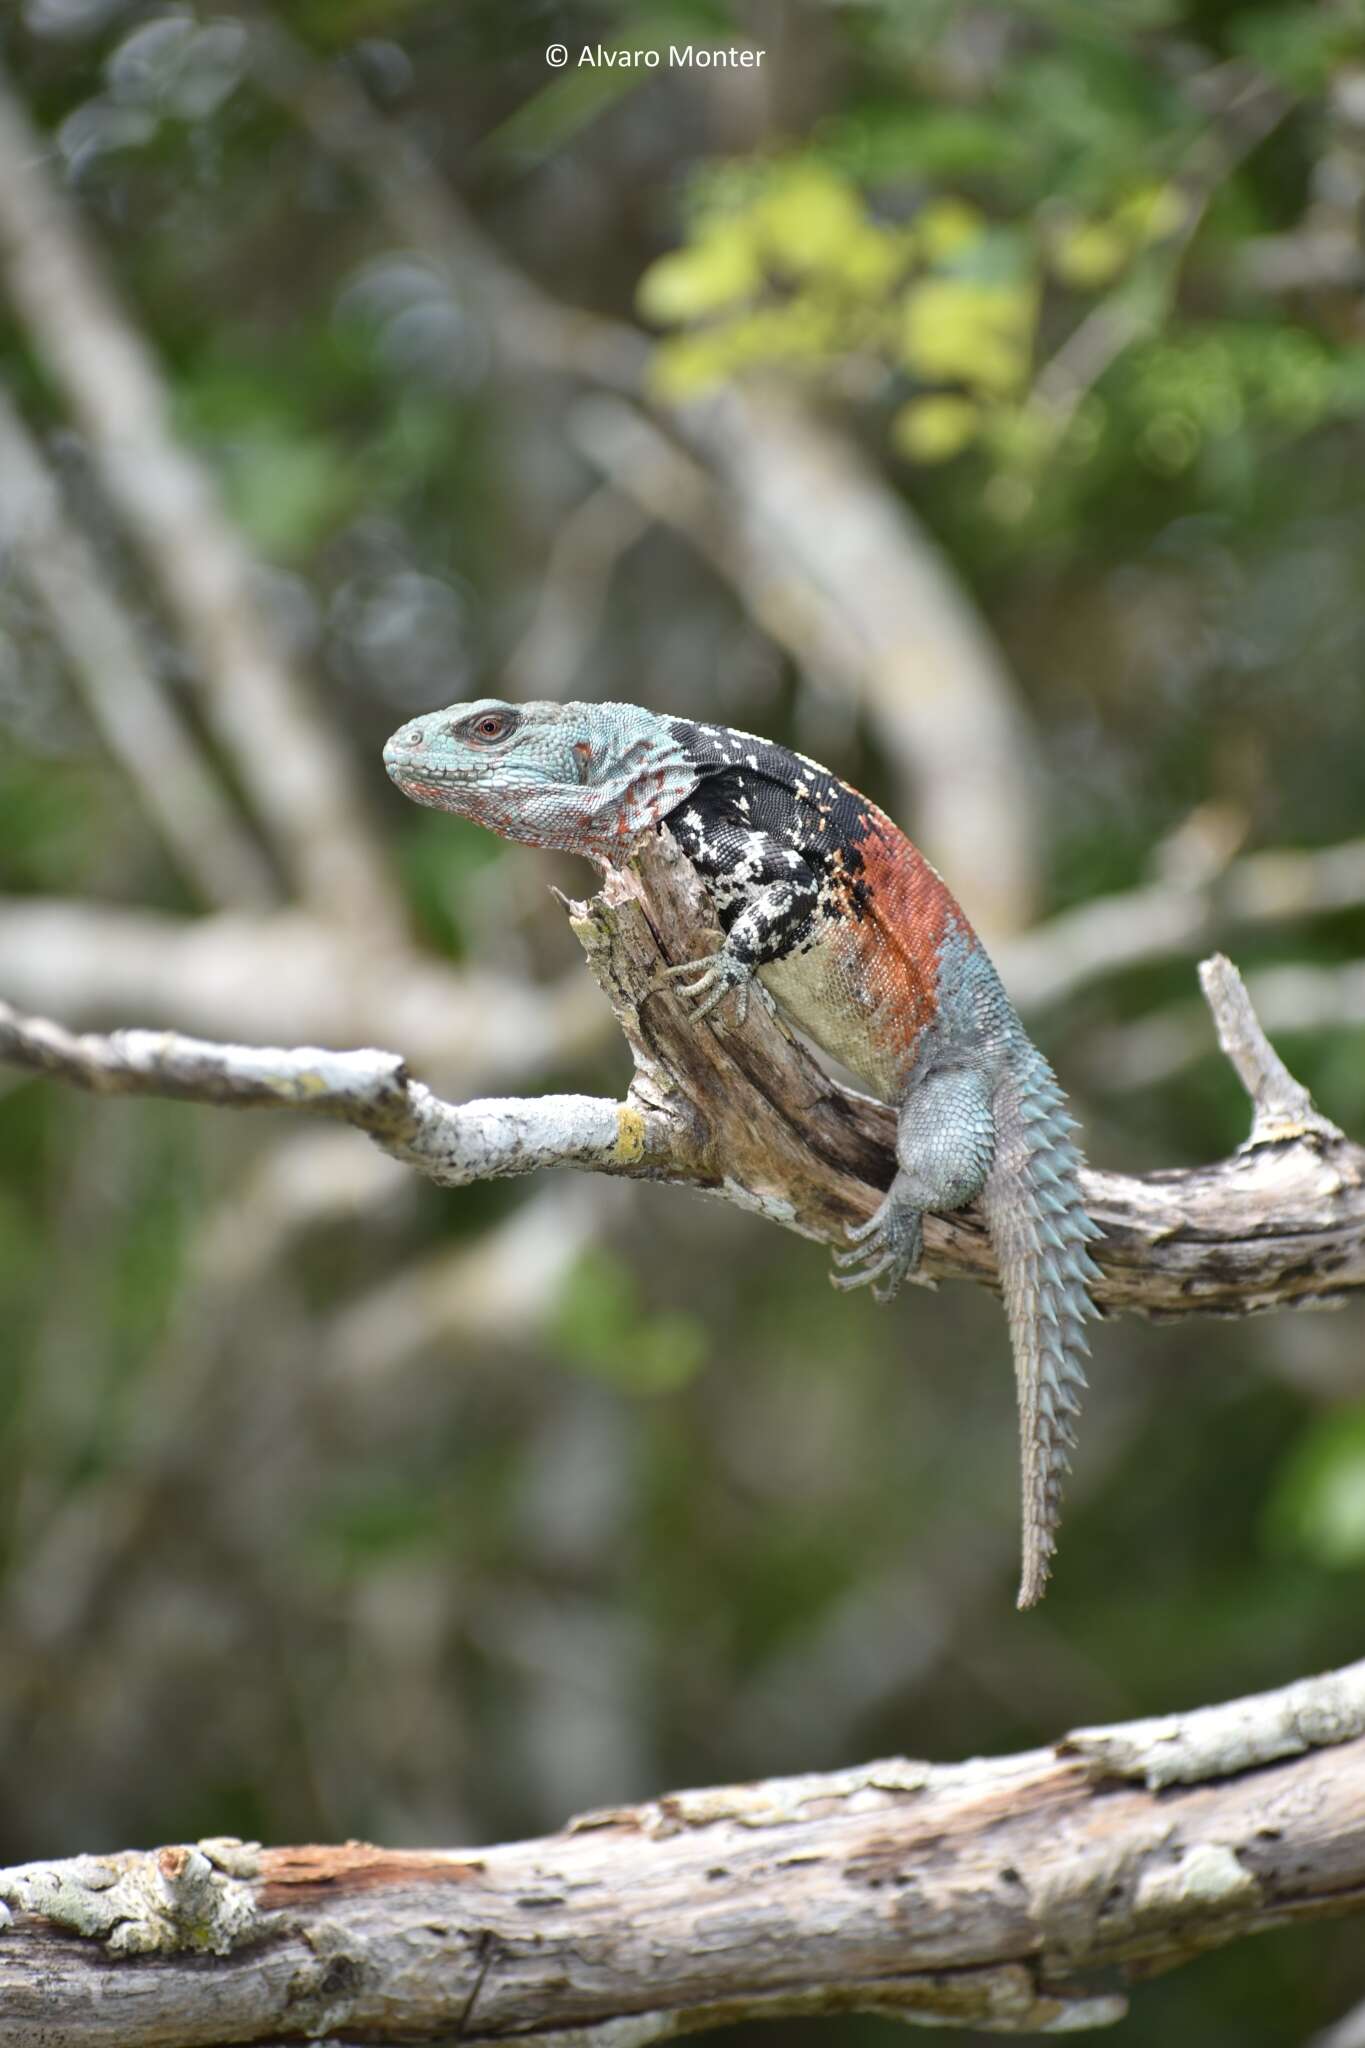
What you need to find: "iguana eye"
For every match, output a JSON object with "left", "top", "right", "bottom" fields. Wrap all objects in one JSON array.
[{"left": 458, "top": 709, "right": 518, "bottom": 746}]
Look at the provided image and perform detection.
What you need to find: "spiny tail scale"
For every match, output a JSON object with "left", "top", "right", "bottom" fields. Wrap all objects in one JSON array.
[{"left": 982, "top": 1037, "right": 1103, "bottom": 1608}]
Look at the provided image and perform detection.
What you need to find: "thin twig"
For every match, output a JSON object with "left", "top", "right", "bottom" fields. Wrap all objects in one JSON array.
[
  {"left": 1085, "top": 960, "right": 1365, "bottom": 1094},
  {"left": 501, "top": 482, "right": 649, "bottom": 699},
  {"left": 1030, "top": 66, "right": 1291, "bottom": 438},
  {"left": 1000, "top": 836, "right": 1365, "bottom": 1011},
  {"left": 1199, "top": 953, "right": 1345, "bottom": 1145}
]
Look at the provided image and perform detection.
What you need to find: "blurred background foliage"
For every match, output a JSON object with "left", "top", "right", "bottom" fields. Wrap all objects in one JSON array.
[{"left": 1, "top": 1, "right": 1364, "bottom": 2042}]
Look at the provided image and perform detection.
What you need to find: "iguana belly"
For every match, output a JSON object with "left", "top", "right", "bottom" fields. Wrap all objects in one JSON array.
[{"left": 756, "top": 917, "right": 929, "bottom": 1102}]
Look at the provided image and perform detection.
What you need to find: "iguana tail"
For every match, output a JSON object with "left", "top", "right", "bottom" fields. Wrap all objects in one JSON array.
[{"left": 982, "top": 1035, "right": 1102, "bottom": 1608}]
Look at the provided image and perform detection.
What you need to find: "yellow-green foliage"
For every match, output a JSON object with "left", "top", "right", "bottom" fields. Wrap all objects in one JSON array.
[
  {"left": 639, "top": 162, "right": 910, "bottom": 399},
  {"left": 892, "top": 393, "right": 981, "bottom": 463},
  {"left": 900, "top": 278, "right": 1036, "bottom": 397},
  {"left": 636, "top": 154, "right": 1196, "bottom": 475},
  {"left": 636, "top": 108, "right": 1365, "bottom": 509}
]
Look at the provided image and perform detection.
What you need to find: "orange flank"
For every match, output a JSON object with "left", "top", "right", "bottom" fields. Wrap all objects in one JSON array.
[{"left": 787, "top": 807, "right": 968, "bottom": 1103}]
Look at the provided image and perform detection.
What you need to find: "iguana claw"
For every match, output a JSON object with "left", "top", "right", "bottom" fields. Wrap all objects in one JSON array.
[
  {"left": 830, "top": 1204, "right": 926, "bottom": 1304},
  {"left": 658, "top": 953, "right": 751, "bottom": 1029}
]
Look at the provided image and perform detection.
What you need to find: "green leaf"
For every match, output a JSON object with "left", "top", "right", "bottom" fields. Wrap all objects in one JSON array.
[
  {"left": 1231, "top": 4, "right": 1365, "bottom": 91},
  {"left": 1048, "top": 220, "right": 1131, "bottom": 288},
  {"left": 914, "top": 197, "right": 986, "bottom": 263},
  {"left": 753, "top": 165, "right": 867, "bottom": 274},
  {"left": 825, "top": 107, "right": 1036, "bottom": 180}
]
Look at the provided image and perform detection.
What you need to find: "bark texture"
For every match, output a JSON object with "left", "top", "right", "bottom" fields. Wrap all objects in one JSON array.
[{"left": 2, "top": 1662, "right": 1362, "bottom": 2045}]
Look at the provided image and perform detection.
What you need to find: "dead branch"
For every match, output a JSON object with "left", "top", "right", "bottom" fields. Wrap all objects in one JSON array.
[
  {"left": 5, "top": 823, "right": 1365, "bottom": 1077},
  {"left": 1198, "top": 954, "right": 1346, "bottom": 1146},
  {"left": 1, "top": 1660, "right": 1361, "bottom": 2044},
  {"left": 0, "top": 896, "right": 606, "bottom": 1091},
  {"left": 2, "top": 837, "right": 1362, "bottom": 1322}
]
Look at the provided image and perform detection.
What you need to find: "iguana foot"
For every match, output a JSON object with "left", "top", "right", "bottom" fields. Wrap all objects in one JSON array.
[
  {"left": 830, "top": 1201, "right": 927, "bottom": 1305},
  {"left": 658, "top": 952, "right": 752, "bottom": 1028}
]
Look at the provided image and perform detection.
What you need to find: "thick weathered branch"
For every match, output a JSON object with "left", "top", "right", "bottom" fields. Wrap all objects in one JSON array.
[
  {"left": 1, "top": 1660, "right": 1362, "bottom": 2044},
  {"left": 2, "top": 839, "right": 1362, "bottom": 1321}
]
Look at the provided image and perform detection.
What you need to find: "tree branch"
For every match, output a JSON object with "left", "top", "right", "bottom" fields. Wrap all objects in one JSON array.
[
  {"left": 1, "top": 1659, "right": 1361, "bottom": 2044},
  {"left": 0, "top": 994, "right": 667, "bottom": 1185},
  {"left": 3, "top": 837, "right": 1363, "bottom": 1321},
  {"left": 5, "top": 824, "right": 1365, "bottom": 1081},
  {"left": 0, "top": 896, "right": 608, "bottom": 1091},
  {"left": 1197, "top": 953, "right": 1345, "bottom": 1145}
]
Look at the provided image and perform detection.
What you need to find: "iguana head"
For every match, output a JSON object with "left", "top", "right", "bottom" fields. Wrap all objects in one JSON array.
[{"left": 383, "top": 699, "right": 702, "bottom": 860}]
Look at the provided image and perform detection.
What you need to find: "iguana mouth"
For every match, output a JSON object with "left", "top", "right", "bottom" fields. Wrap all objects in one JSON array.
[{"left": 382, "top": 748, "right": 486, "bottom": 794}]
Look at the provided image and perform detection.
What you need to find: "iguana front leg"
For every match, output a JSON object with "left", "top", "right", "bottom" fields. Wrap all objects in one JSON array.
[{"left": 659, "top": 843, "right": 822, "bottom": 1030}]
